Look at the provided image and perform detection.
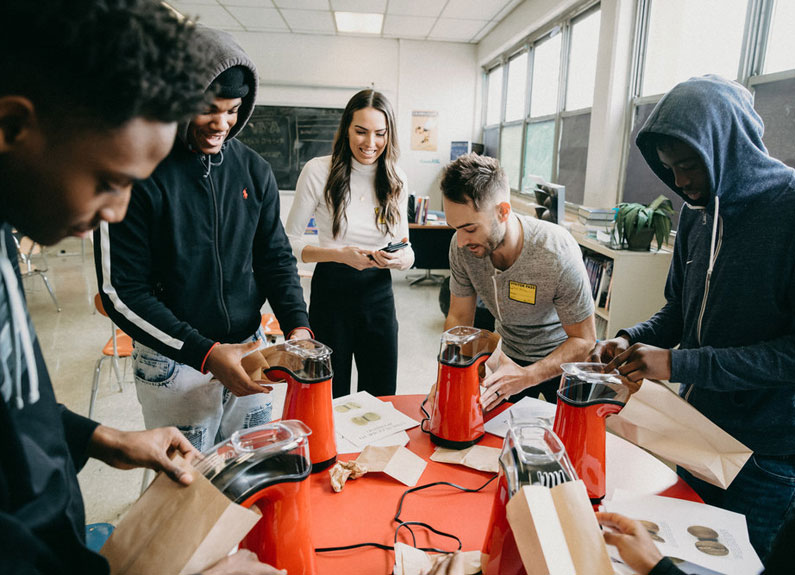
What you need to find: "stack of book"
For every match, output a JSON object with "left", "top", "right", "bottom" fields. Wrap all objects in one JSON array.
[
  {"left": 577, "top": 206, "right": 616, "bottom": 232},
  {"left": 413, "top": 196, "right": 430, "bottom": 224},
  {"left": 582, "top": 252, "right": 613, "bottom": 311}
]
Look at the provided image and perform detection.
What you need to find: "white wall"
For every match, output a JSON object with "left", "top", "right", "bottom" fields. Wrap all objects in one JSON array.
[
  {"left": 230, "top": 31, "right": 478, "bottom": 204},
  {"left": 397, "top": 40, "right": 478, "bottom": 210}
]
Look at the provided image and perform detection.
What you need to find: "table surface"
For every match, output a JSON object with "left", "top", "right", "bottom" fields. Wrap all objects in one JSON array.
[{"left": 310, "top": 395, "right": 700, "bottom": 575}]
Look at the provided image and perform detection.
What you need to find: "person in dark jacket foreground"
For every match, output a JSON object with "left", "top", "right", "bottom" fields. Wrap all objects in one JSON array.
[
  {"left": 96, "top": 27, "right": 311, "bottom": 452},
  {"left": 591, "top": 75, "right": 795, "bottom": 560},
  {"left": 0, "top": 1, "right": 281, "bottom": 573}
]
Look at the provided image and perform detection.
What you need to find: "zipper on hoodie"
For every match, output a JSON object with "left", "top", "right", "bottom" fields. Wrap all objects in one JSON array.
[{"left": 206, "top": 163, "right": 232, "bottom": 335}]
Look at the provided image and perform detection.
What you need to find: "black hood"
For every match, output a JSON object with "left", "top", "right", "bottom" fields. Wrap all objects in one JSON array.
[{"left": 178, "top": 26, "right": 258, "bottom": 145}]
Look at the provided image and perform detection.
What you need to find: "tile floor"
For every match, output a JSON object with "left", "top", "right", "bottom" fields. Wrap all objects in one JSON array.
[{"left": 24, "top": 237, "right": 446, "bottom": 524}]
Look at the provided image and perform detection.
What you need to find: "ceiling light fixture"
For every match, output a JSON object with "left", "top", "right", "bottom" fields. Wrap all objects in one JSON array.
[{"left": 334, "top": 11, "right": 383, "bottom": 35}]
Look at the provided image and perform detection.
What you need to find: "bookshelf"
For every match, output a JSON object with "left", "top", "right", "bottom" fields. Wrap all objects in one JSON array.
[{"left": 572, "top": 231, "right": 673, "bottom": 339}]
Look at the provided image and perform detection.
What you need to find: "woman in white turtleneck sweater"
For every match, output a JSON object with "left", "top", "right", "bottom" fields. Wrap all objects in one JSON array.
[{"left": 285, "top": 90, "right": 413, "bottom": 397}]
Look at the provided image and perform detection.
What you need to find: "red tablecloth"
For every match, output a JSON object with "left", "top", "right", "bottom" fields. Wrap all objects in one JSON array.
[{"left": 309, "top": 395, "right": 700, "bottom": 574}]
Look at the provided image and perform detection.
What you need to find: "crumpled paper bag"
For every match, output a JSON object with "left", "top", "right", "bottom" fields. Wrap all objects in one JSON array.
[
  {"left": 430, "top": 445, "right": 500, "bottom": 473},
  {"left": 606, "top": 380, "right": 752, "bottom": 489},
  {"left": 329, "top": 460, "right": 368, "bottom": 492},
  {"left": 393, "top": 543, "right": 482, "bottom": 575}
]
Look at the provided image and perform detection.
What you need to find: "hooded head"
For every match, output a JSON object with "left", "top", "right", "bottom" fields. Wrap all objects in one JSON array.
[
  {"left": 179, "top": 27, "right": 258, "bottom": 152},
  {"left": 637, "top": 75, "right": 795, "bottom": 219}
]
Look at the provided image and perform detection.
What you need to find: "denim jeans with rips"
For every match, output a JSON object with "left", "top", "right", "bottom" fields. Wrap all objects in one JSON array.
[
  {"left": 678, "top": 453, "right": 795, "bottom": 562},
  {"left": 132, "top": 326, "right": 272, "bottom": 452}
]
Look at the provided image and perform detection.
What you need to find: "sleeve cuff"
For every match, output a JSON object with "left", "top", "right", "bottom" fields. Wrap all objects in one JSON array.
[
  {"left": 200, "top": 342, "right": 220, "bottom": 374},
  {"left": 287, "top": 327, "right": 314, "bottom": 339}
]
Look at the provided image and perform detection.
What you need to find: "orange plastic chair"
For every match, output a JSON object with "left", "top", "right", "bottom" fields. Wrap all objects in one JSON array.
[
  {"left": 260, "top": 313, "right": 283, "bottom": 343},
  {"left": 89, "top": 293, "right": 133, "bottom": 419}
]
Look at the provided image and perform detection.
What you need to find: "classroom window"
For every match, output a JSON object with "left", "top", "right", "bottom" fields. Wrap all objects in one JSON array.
[
  {"left": 523, "top": 121, "right": 555, "bottom": 184},
  {"left": 557, "top": 113, "right": 591, "bottom": 205},
  {"left": 753, "top": 77, "right": 795, "bottom": 168},
  {"left": 483, "top": 126, "right": 500, "bottom": 159},
  {"left": 529, "top": 33, "right": 562, "bottom": 118},
  {"left": 481, "top": 3, "right": 600, "bottom": 198},
  {"left": 500, "top": 124, "right": 524, "bottom": 190},
  {"left": 641, "top": 0, "right": 748, "bottom": 97},
  {"left": 763, "top": 0, "right": 795, "bottom": 74},
  {"left": 565, "top": 9, "right": 601, "bottom": 111},
  {"left": 505, "top": 52, "right": 528, "bottom": 122},
  {"left": 486, "top": 66, "right": 504, "bottom": 126}
]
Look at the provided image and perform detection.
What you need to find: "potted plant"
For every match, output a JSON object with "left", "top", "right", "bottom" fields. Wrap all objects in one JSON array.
[{"left": 613, "top": 194, "right": 674, "bottom": 251}]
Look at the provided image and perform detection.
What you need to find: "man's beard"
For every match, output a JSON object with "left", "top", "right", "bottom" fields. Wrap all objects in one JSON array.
[{"left": 468, "top": 218, "right": 504, "bottom": 258}]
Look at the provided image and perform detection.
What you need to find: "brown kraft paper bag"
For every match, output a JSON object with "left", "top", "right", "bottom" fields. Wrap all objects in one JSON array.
[
  {"left": 606, "top": 379, "right": 752, "bottom": 489},
  {"left": 506, "top": 480, "right": 613, "bottom": 575},
  {"left": 100, "top": 465, "right": 260, "bottom": 575}
]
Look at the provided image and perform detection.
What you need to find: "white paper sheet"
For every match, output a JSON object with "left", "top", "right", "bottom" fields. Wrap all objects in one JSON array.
[
  {"left": 603, "top": 490, "right": 763, "bottom": 575},
  {"left": 336, "top": 430, "right": 410, "bottom": 455},
  {"left": 333, "top": 391, "right": 419, "bottom": 449},
  {"left": 483, "top": 396, "right": 557, "bottom": 438}
]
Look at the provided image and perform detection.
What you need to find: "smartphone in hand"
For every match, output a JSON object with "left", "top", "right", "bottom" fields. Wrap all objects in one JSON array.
[{"left": 368, "top": 241, "right": 409, "bottom": 260}]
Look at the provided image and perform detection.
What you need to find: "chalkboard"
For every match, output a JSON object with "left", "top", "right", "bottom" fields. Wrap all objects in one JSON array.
[{"left": 236, "top": 105, "right": 343, "bottom": 190}]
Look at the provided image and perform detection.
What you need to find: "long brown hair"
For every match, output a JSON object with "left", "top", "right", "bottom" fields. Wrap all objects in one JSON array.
[{"left": 324, "top": 89, "right": 402, "bottom": 238}]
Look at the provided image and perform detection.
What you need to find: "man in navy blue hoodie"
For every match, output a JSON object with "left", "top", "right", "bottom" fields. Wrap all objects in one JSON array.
[{"left": 593, "top": 75, "right": 795, "bottom": 560}]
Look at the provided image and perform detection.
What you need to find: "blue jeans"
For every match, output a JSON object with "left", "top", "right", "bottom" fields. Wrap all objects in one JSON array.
[
  {"left": 678, "top": 454, "right": 795, "bottom": 562},
  {"left": 132, "top": 327, "right": 272, "bottom": 452}
]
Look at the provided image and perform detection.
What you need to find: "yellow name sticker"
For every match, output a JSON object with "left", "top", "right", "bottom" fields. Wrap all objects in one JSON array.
[{"left": 508, "top": 281, "right": 537, "bottom": 305}]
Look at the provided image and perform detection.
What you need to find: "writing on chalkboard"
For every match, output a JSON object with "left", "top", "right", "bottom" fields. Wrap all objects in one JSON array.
[{"left": 237, "top": 105, "right": 343, "bottom": 190}]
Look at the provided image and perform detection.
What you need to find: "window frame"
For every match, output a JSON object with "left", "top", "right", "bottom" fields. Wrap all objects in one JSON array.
[
  {"left": 619, "top": 0, "right": 793, "bottom": 216},
  {"left": 480, "top": 0, "right": 601, "bottom": 196}
]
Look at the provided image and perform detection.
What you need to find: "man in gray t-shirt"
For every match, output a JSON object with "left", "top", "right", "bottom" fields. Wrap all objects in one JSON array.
[{"left": 441, "top": 154, "right": 595, "bottom": 408}]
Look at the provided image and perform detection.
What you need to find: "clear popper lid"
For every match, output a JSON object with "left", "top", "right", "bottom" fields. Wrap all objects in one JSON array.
[
  {"left": 194, "top": 420, "right": 312, "bottom": 503},
  {"left": 438, "top": 326, "right": 500, "bottom": 367},
  {"left": 558, "top": 362, "right": 631, "bottom": 407},
  {"left": 499, "top": 419, "right": 578, "bottom": 496},
  {"left": 261, "top": 338, "right": 333, "bottom": 383}
]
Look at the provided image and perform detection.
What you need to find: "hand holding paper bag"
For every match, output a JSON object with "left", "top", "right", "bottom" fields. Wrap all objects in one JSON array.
[
  {"left": 100, "top": 461, "right": 262, "bottom": 575},
  {"left": 606, "top": 380, "right": 752, "bottom": 489}
]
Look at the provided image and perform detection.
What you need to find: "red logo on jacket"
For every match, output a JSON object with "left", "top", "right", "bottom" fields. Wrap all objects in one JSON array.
[{"left": 242, "top": 188, "right": 248, "bottom": 199}]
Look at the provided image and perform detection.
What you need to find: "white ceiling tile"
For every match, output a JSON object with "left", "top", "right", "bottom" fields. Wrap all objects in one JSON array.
[
  {"left": 331, "top": 0, "right": 386, "bottom": 13},
  {"left": 428, "top": 17, "right": 487, "bottom": 41},
  {"left": 382, "top": 14, "right": 435, "bottom": 38},
  {"left": 280, "top": 9, "right": 335, "bottom": 32},
  {"left": 177, "top": 4, "right": 245, "bottom": 29},
  {"left": 220, "top": 0, "right": 276, "bottom": 7},
  {"left": 387, "top": 0, "right": 446, "bottom": 18},
  {"left": 226, "top": 6, "right": 288, "bottom": 29},
  {"left": 441, "top": 0, "right": 507, "bottom": 21},
  {"left": 273, "top": 0, "right": 329, "bottom": 9}
]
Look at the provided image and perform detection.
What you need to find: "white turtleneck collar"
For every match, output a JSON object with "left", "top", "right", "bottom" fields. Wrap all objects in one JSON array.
[{"left": 351, "top": 157, "right": 378, "bottom": 174}]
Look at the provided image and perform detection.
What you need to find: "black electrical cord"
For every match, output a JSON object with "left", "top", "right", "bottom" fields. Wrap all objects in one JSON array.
[
  {"left": 315, "top": 473, "right": 498, "bottom": 556},
  {"left": 419, "top": 395, "right": 431, "bottom": 434}
]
